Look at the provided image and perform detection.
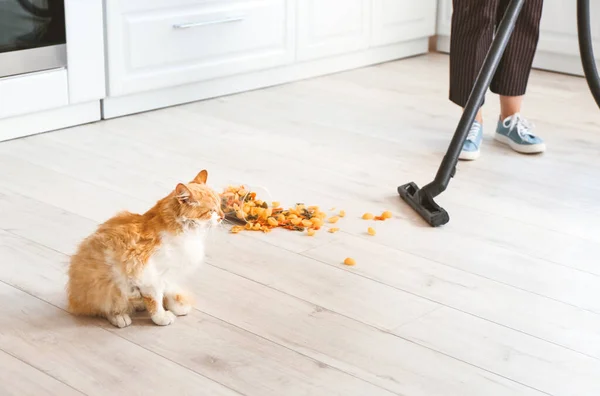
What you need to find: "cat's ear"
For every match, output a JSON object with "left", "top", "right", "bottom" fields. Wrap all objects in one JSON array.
[
  {"left": 191, "top": 169, "right": 208, "bottom": 184},
  {"left": 175, "top": 183, "right": 192, "bottom": 204}
]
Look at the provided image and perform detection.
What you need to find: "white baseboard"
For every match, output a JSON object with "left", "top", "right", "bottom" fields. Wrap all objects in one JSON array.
[
  {"left": 0, "top": 101, "right": 101, "bottom": 142},
  {"left": 532, "top": 52, "right": 585, "bottom": 77},
  {"left": 436, "top": 36, "right": 450, "bottom": 54},
  {"left": 102, "top": 38, "right": 430, "bottom": 119}
]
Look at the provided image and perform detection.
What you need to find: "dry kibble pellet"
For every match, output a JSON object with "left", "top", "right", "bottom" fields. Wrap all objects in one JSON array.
[{"left": 343, "top": 258, "right": 356, "bottom": 266}]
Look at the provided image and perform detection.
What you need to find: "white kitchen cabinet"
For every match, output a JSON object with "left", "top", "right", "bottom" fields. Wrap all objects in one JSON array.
[
  {"left": 0, "top": 0, "right": 105, "bottom": 142},
  {"left": 371, "top": 0, "right": 437, "bottom": 47},
  {"left": 435, "top": 0, "right": 452, "bottom": 44},
  {"left": 296, "top": 0, "right": 370, "bottom": 61},
  {"left": 102, "top": 0, "right": 436, "bottom": 118},
  {"left": 105, "top": 0, "right": 295, "bottom": 96},
  {"left": 533, "top": 0, "right": 600, "bottom": 75},
  {"left": 435, "top": 0, "right": 600, "bottom": 76}
]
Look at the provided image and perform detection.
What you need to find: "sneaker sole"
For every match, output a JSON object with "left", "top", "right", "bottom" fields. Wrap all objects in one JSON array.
[
  {"left": 459, "top": 149, "right": 480, "bottom": 161},
  {"left": 494, "top": 133, "right": 546, "bottom": 154}
]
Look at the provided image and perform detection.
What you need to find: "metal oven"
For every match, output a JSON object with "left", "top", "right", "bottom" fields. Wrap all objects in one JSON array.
[{"left": 0, "top": 0, "right": 66, "bottom": 78}]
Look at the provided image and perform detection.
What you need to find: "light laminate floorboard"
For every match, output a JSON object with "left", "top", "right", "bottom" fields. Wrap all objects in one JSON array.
[{"left": 1, "top": 53, "right": 599, "bottom": 395}]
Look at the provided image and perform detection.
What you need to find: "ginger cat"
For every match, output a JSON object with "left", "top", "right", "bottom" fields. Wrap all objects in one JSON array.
[{"left": 67, "top": 170, "right": 224, "bottom": 328}]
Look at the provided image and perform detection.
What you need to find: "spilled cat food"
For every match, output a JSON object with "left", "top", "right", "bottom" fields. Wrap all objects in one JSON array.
[
  {"left": 221, "top": 185, "right": 328, "bottom": 235},
  {"left": 221, "top": 185, "right": 395, "bottom": 268}
]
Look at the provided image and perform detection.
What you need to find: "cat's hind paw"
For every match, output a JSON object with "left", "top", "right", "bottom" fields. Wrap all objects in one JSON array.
[
  {"left": 108, "top": 314, "right": 132, "bottom": 328},
  {"left": 151, "top": 310, "right": 176, "bottom": 326}
]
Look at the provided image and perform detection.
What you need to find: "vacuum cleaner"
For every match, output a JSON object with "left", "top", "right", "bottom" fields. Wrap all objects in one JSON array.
[{"left": 398, "top": 0, "right": 600, "bottom": 227}]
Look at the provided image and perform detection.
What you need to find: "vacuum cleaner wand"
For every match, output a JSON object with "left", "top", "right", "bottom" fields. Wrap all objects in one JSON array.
[
  {"left": 398, "top": 0, "right": 526, "bottom": 227},
  {"left": 578, "top": 0, "right": 600, "bottom": 108}
]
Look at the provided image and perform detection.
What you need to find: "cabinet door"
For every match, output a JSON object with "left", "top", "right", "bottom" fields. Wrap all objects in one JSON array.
[
  {"left": 435, "top": 0, "right": 452, "bottom": 52},
  {"left": 533, "top": 0, "right": 600, "bottom": 75},
  {"left": 296, "top": 0, "right": 370, "bottom": 61},
  {"left": 105, "top": 0, "right": 295, "bottom": 96},
  {"left": 371, "top": 0, "right": 436, "bottom": 47}
]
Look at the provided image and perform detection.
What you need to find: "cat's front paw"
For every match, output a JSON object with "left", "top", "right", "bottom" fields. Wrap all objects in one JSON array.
[
  {"left": 169, "top": 302, "right": 192, "bottom": 316},
  {"left": 151, "top": 310, "right": 176, "bottom": 326}
]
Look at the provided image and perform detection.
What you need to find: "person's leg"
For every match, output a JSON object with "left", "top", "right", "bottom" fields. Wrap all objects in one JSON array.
[
  {"left": 500, "top": 95, "right": 523, "bottom": 120},
  {"left": 449, "top": 0, "right": 499, "bottom": 160},
  {"left": 492, "top": 0, "right": 546, "bottom": 153},
  {"left": 449, "top": 0, "right": 498, "bottom": 109}
]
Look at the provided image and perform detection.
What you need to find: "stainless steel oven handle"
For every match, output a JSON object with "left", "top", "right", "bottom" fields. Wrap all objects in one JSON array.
[{"left": 173, "top": 16, "right": 246, "bottom": 29}]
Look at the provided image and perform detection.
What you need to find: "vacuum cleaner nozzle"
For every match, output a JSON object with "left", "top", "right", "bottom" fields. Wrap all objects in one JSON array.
[{"left": 397, "top": 182, "right": 449, "bottom": 227}]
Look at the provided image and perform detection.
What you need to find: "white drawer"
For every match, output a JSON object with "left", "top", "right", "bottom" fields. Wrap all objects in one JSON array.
[{"left": 105, "top": 0, "right": 295, "bottom": 96}]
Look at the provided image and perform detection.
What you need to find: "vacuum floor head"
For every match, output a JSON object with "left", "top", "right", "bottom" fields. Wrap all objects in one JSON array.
[{"left": 397, "top": 182, "right": 449, "bottom": 227}]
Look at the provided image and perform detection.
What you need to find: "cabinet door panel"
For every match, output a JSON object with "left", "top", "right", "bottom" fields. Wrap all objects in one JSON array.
[
  {"left": 105, "top": 0, "right": 295, "bottom": 96},
  {"left": 297, "top": 0, "right": 370, "bottom": 61},
  {"left": 372, "top": 0, "right": 436, "bottom": 47}
]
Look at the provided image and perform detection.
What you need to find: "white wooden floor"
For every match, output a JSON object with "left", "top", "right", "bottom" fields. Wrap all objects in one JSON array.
[{"left": 1, "top": 53, "right": 600, "bottom": 396}]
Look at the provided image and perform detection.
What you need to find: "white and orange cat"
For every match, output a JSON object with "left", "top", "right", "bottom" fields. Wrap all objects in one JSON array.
[{"left": 67, "top": 170, "right": 224, "bottom": 328}]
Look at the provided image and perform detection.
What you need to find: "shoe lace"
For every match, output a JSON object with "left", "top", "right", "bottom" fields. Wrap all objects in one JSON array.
[
  {"left": 505, "top": 113, "right": 535, "bottom": 139},
  {"left": 466, "top": 123, "right": 480, "bottom": 142}
]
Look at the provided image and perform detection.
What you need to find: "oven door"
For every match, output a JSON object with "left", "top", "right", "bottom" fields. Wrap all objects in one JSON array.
[{"left": 0, "top": 0, "right": 67, "bottom": 78}]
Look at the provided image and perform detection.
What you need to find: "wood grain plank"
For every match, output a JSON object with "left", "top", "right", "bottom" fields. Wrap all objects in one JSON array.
[
  {"left": 0, "top": 350, "right": 84, "bottom": 396},
  {"left": 104, "top": 311, "right": 397, "bottom": 396},
  {"left": 202, "top": 232, "right": 600, "bottom": 395},
  {"left": 395, "top": 308, "right": 600, "bottom": 396},
  {"left": 302, "top": 232, "right": 600, "bottom": 360},
  {"left": 0, "top": 217, "right": 543, "bottom": 396},
  {"left": 0, "top": 154, "right": 150, "bottom": 223},
  {"left": 0, "top": 282, "right": 240, "bottom": 396},
  {"left": 0, "top": 230, "right": 394, "bottom": 396}
]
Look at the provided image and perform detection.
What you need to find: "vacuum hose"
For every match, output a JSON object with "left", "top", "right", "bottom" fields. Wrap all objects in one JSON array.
[{"left": 578, "top": 0, "right": 600, "bottom": 108}]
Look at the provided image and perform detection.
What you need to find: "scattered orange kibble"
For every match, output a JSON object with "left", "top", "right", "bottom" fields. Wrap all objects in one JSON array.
[
  {"left": 230, "top": 226, "right": 244, "bottom": 234},
  {"left": 221, "top": 185, "right": 330, "bottom": 234},
  {"left": 374, "top": 216, "right": 385, "bottom": 221},
  {"left": 343, "top": 257, "right": 356, "bottom": 266},
  {"left": 328, "top": 216, "right": 340, "bottom": 223},
  {"left": 339, "top": 210, "right": 346, "bottom": 217},
  {"left": 328, "top": 227, "right": 340, "bottom": 233},
  {"left": 362, "top": 213, "right": 374, "bottom": 220},
  {"left": 382, "top": 211, "right": 392, "bottom": 219},
  {"left": 367, "top": 227, "right": 376, "bottom": 236}
]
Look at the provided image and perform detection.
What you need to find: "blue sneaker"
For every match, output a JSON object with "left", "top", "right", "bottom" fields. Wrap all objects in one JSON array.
[
  {"left": 494, "top": 113, "right": 546, "bottom": 154},
  {"left": 459, "top": 120, "right": 483, "bottom": 160}
]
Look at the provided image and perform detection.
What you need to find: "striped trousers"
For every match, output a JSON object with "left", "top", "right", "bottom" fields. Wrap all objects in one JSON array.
[{"left": 449, "top": 0, "right": 544, "bottom": 107}]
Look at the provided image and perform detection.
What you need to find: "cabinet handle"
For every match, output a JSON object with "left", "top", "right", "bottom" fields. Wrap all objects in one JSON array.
[{"left": 173, "top": 16, "right": 245, "bottom": 29}]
